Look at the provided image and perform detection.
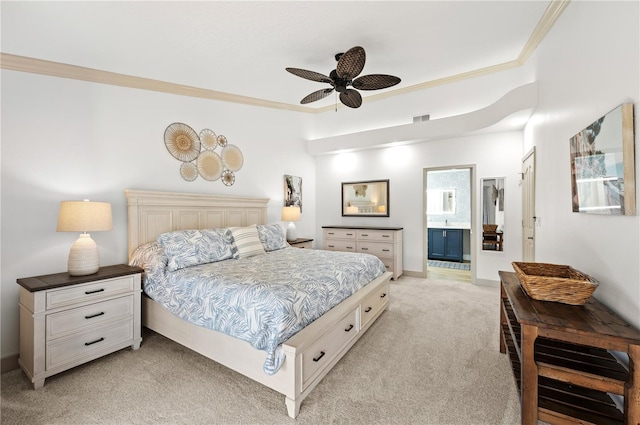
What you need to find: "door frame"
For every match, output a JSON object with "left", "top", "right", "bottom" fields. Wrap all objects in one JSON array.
[
  {"left": 423, "top": 164, "right": 476, "bottom": 283},
  {"left": 522, "top": 148, "right": 536, "bottom": 261}
]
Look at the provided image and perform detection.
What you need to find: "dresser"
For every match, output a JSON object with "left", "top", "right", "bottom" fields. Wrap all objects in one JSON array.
[
  {"left": 322, "top": 226, "right": 403, "bottom": 280},
  {"left": 17, "top": 264, "right": 143, "bottom": 389},
  {"left": 499, "top": 271, "right": 640, "bottom": 425}
]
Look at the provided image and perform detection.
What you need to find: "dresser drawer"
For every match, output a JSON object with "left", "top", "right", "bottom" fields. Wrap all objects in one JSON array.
[
  {"left": 379, "top": 258, "right": 394, "bottom": 274},
  {"left": 356, "top": 229, "right": 395, "bottom": 242},
  {"left": 361, "top": 282, "right": 389, "bottom": 329},
  {"left": 357, "top": 242, "right": 394, "bottom": 259},
  {"left": 46, "top": 276, "right": 135, "bottom": 310},
  {"left": 47, "top": 295, "right": 134, "bottom": 340},
  {"left": 46, "top": 319, "right": 133, "bottom": 370},
  {"left": 323, "top": 228, "right": 357, "bottom": 240},
  {"left": 302, "top": 307, "right": 359, "bottom": 390},
  {"left": 323, "top": 239, "right": 356, "bottom": 252}
]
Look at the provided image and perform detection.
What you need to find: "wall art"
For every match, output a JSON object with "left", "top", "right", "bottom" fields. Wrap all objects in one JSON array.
[
  {"left": 164, "top": 123, "right": 243, "bottom": 186},
  {"left": 570, "top": 103, "right": 635, "bottom": 215},
  {"left": 284, "top": 175, "right": 302, "bottom": 212}
]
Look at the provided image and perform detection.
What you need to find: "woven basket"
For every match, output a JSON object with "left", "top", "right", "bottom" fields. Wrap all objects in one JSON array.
[{"left": 511, "top": 262, "right": 598, "bottom": 305}]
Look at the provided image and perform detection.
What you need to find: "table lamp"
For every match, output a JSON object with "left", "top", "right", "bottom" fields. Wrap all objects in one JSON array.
[
  {"left": 56, "top": 200, "right": 113, "bottom": 276},
  {"left": 281, "top": 206, "right": 301, "bottom": 241}
]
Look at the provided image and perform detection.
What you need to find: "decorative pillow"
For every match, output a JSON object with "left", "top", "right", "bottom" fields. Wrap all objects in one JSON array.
[
  {"left": 129, "top": 241, "right": 168, "bottom": 282},
  {"left": 257, "top": 224, "right": 288, "bottom": 252},
  {"left": 229, "top": 225, "right": 266, "bottom": 258},
  {"left": 157, "top": 228, "right": 235, "bottom": 271}
]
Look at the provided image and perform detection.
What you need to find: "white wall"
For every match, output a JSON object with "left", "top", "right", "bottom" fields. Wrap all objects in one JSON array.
[
  {"left": 314, "top": 130, "right": 523, "bottom": 282},
  {"left": 0, "top": 70, "right": 315, "bottom": 359},
  {"left": 522, "top": 1, "right": 639, "bottom": 328}
]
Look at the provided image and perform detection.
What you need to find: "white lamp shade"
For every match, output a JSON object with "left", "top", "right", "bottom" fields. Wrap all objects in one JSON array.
[
  {"left": 57, "top": 200, "right": 112, "bottom": 276},
  {"left": 57, "top": 201, "right": 113, "bottom": 232},
  {"left": 281, "top": 206, "right": 301, "bottom": 222}
]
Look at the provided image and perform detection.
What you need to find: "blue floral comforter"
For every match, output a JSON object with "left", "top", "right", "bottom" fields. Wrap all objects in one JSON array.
[{"left": 136, "top": 247, "right": 386, "bottom": 374}]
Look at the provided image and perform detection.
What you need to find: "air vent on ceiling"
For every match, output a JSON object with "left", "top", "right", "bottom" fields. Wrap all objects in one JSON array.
[{"left": 413, "top": 114, "right": 430, "bottom": 123}]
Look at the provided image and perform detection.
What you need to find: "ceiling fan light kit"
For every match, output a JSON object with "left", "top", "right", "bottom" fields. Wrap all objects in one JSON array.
[{"left": 286, "top": 46, "right": 401, "bottom": 109}]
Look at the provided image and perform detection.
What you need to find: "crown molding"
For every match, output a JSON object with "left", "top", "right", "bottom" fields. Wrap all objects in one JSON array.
[{"left": 0, "top": 1, "right": 568, "bottom": 113}]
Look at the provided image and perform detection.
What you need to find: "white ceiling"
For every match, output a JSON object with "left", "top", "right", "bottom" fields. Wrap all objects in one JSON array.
[{"left": 1, "top": 1, "right": 552, "bottom": 110}]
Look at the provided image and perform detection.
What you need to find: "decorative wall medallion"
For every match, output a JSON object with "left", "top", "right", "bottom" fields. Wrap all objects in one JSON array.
[
  {"left": 197, "top": 151, "right": 223, "bottom": 181},
  {"left": 180, "top": 162, "right": 198, "bottom": 181},
  {"left": 222, "top": 170, "right": 235, "bottom": 186},
  {"left": 165, "top": 123, "right": 200, "bottom": 162},
  {"left": 164, "top": 123, "right": 243, "bottom": 185},
  {"left": 221, "top": 144, "right": 244, "bottom": 172},
  {"left": 199, "top": 129, "right": 217, "bottom": 150}
]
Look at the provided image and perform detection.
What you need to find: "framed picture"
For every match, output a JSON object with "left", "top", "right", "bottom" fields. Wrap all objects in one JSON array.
[
  {"left": 284, "top": 175, "right": 302, "bottom": 212},
  {"left": 570, "top": 103, "right": 635, "bottom": 215},
  {"left": 342, "top": 179, "right": 389, "bottom": 217}
]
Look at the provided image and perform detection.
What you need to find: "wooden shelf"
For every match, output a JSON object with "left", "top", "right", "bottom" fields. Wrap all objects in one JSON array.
[{"left": 499, "top": 271, "right": 640, "bottom": 425}]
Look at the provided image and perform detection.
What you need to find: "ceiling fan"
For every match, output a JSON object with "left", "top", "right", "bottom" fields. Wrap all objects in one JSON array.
[{"left": 286, "top": 46, "right": 401, "bottom": 109}]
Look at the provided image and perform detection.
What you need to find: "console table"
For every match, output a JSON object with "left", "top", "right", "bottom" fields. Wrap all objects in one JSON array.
[{"left": 499, "top": 271, "right": 640, "bottom": 425}]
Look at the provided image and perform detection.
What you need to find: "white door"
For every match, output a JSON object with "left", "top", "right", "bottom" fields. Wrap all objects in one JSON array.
[{"left": 522, "top": 149, "right": 535, "bottom": 261}]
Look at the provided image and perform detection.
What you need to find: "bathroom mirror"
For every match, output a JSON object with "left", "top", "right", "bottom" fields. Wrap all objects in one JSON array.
[
  {"left": 342, "top": 179, "right": 389, "bottom": 217},
  {"left": 481, "top": 178, "right": 505, "bottom": 251},
  {"left": 426, "top": 189, "right": 456, "bottom": 214}
]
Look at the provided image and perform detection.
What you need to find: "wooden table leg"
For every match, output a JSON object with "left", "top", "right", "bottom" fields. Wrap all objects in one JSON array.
[
  {"left": 499, "top": 287, "right": 506, "bottom": 354},
  {"left": 521, "top": 324, "right": 539, "bottom": 425},
  {"left": 625, "top": 343, "right": 639, "bottom": 425}
]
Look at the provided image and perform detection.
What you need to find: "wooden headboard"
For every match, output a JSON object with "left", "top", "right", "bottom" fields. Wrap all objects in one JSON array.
[{"left": 125, "top": 189, "right": 269, "bottom": 259}]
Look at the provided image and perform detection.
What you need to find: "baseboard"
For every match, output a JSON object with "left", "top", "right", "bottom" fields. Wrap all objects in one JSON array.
[
  {"left": 401, "top": 270, "right": 427, "bottom": 279},
  {"left": 475, "top": 278, "right": 499, "bottom": 287},
  {"left": 1, "top": 353, "right": 20, "bottom": 373}
]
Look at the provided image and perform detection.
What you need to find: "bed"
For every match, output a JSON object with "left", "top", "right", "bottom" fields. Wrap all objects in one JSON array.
[{"left": 125, "top": 189, "right": 392, "bottom": 418}]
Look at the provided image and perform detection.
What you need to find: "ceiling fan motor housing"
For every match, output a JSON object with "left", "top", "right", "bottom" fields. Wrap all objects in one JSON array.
[{"left": 329, "top": 70, "right": 350, "bottom": 92}]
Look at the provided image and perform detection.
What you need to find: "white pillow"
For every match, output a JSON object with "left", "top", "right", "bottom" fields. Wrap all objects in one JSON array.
[{"left": 229, "top": 225, "right": 266, "bottom": 258}]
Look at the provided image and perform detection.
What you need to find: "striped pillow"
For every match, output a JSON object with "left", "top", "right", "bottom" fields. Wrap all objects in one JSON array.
[{"left": 229, "top": 225, "right": 266, "bottom": 258}]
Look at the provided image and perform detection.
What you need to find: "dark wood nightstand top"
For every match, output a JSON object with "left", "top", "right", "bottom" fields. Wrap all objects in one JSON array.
[
  {"left": 17, "top": 264, "right": 143, "bottom": 292},
  {"left": 288, "top": 238, "right": 313, "bottom": 245}
]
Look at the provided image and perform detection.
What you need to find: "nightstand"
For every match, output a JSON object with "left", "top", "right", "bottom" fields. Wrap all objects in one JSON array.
[
  {"left": 288, "top": 238, "right": 314, "bottom": 249},
  {"left": 17, "top": 264, "right": 143, "bottom": 389}
]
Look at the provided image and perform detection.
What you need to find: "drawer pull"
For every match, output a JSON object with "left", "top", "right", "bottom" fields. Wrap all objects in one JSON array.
[
  {"left": 85, "top": 288, "right": 105, "bottom": 295},
  {"left": 361, "top": 234, "right": 368, "bottom": 237},
  {"left": 364, "top": 307, "right": 372, "bottom": 313},
  {"left": 382, "top": 249, "right": 390, "bottom": 252},
  {"left": 382, "top": 235, "right": 389, "bottom": 238},
  {"left": 346, "top": 233, "right": 353, "bottom": 236},
  {"left": 345, "top": 324, "right": 354, "bottom": 332},
  {"left": 85, "top": 312, "right": 105, "bottom": 320},
  {"left": 346, "top": 246, "right": 353, "bottom": 249},
  {"left": 328, "top": 245, "right": 335, "bottom": 248},
  {"left": 380, "top": 293, "right": 387, "bottom": 298},
  {"left": 84, "top": 337, "right": 105, "bottom": 346},
  {"left": 313, "top": 351, "right": 326, "bottom": 362},
  {"left": 361, "top": 247, "right": 369, "bottom": 251},
  {"left": 328, "top": 232, "right": 335, "bottom": 235}
]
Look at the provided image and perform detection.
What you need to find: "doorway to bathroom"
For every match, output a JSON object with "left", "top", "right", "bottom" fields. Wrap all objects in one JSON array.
[{"left": 424, "top": 166, "right": 474, "bottom": 282}]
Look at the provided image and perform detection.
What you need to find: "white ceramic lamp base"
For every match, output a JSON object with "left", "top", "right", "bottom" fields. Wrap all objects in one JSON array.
[
  {"left": 286, "top": 222, "right": 298, "bottom": 242},
  {"left": 67, "top": 233, "right": 100, "bottom": 276}
]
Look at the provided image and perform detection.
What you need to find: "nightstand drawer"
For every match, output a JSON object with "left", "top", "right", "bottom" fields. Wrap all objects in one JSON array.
[
  {"left": 46, "top": 319, "right": 133, "bottom": 370},
  {"left": 357, "top": 242, "right": 394, "bottom": 259},
  {"left": 47, "top": 295, "right": 134, "bottom": 339},
  {"left": 46, "top": 276, "right": 135, "bottom": 310}
]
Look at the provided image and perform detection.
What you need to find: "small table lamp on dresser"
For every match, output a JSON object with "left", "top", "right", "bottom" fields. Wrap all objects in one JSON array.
[{"left": 56, "top": 200, "right": 112, "bottom": 276}]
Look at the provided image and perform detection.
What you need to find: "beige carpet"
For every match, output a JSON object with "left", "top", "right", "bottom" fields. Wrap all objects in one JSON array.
[{"left": 1, "top": 276, "right": 523, "bottom": 425}]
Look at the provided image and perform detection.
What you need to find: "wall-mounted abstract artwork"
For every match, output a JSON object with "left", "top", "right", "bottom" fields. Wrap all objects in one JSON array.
[{"left": 570, "top": 103, "right": 635, "bottom": 215}]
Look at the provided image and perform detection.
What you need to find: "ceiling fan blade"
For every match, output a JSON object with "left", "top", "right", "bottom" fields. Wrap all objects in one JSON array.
[
  {"left": 337, "top": 46, "right": 365, "bottom": 80},
  {"left": 286, "top": 68, "right": 333, "bottom": 84},
  {"left": 352, "top": 74, "right": 401, "bottom": 90},
  {"left": 339, "top": 89, "right": 362, "bottom": 108},
  {"left": 300, "top": 88, "right": 334, "bottom": 104}
]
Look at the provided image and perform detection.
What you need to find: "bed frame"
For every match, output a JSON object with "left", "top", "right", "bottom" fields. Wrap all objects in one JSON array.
[{"left": 125, "top": 189, "right": 392, "bottom": 418}]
